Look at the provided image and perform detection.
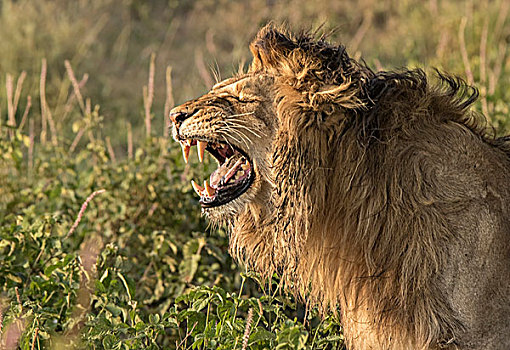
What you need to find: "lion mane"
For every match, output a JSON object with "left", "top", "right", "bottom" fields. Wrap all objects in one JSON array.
[{"left": 172, "top": 25, "right": 510, "bottom": 350}]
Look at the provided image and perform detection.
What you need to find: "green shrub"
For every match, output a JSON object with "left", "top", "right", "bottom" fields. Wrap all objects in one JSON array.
[{"left": 0, "top": 81, "right": 343, "bottom": 348}]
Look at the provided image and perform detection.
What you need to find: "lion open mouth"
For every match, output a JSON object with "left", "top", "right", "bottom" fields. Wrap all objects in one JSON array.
[{"left": 178, "top": 139, "right": 254, "bottom": 208}]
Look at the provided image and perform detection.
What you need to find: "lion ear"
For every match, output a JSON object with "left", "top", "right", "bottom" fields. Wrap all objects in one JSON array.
[{"left": 249, "top": 25, "right": 296, "bottom": 72}]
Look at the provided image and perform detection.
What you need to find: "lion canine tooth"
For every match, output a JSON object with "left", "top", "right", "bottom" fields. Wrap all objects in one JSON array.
[
  {"left": 197, "top": 141, "right": 207, "bottom": 162},
  {"left": 241, "top": 163, "right": 250, "bottom": 170},
  {"left": 204, "top": 180, "right": 215, "bottom": 196},
  {"left": 191, "top": 180, "right": 204, "bottom": 196},
  {"left": 181, "top": 143, "right": 191, "bottom": 163}
]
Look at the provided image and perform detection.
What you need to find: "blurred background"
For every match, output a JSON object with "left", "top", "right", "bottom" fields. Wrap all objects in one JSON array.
[
  {"left": 1, "top": 0, "right": 510, "bottom": 349},
  {"left": 2, "top": 0, "right": 510, "bottom": 151}
]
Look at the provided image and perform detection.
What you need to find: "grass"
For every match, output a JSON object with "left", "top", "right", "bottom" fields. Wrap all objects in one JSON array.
[{"left": 1, "top": 0, "right": 510, "bottom": 349}]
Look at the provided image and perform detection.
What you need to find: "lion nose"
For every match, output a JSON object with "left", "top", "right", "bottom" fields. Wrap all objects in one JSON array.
[{"left": 169, "top": 111, "right": 189, "bottom": 124}]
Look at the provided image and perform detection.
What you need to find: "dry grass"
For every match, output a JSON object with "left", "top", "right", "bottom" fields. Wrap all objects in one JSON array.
[
  {"left": 65, "top": 189, "right": 106, "bottom": 239},
  {"left": 143, "top": 53, "right": 156, "bottom": 137}
]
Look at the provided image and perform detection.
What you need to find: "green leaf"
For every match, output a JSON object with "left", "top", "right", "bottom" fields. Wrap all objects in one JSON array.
[
  {"left": 106, "top": 304, "right": 123, "bottom": 317},
  {"left": 149, "top": 314, "right": 160, "bottom": 324},
  {"left": 6, "top": 273, "right": 22, "bottom": 283}
]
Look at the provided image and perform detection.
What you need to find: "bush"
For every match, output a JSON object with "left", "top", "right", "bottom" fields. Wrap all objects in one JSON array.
[{"left": 0, "top": 67, "right": 343, "bottom": 348}]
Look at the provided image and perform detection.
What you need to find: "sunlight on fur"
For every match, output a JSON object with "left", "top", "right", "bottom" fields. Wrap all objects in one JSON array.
[{"left": 170, "top": 25, "right": 510, "bottom": 350}]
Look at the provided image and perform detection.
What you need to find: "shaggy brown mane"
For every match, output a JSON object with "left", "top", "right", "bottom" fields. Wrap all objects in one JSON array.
[
  {"left": 361, "top": 69, "right": 486, "bottom": 141},
  {"left": 170, "top": 25, "right": 510, "bottom": 350},
  {"left": 242, "top": 26, "right": 509, "bottom": 349}
]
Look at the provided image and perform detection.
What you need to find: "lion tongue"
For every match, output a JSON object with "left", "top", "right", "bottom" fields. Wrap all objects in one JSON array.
[{"left": 209, "top": 168, "right": 227, "bottom": 187}]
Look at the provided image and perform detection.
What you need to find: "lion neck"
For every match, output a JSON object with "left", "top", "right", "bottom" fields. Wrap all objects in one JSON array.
[{"left": 229, "top": 103, "right": 461, "bottom": 349}]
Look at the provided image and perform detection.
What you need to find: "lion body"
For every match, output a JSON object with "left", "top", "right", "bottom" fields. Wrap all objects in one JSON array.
[{"left": 171, "top": 26, "right": 510, "bottom": 349}]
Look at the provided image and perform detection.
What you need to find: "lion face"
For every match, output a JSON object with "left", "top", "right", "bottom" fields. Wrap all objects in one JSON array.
[
  {"left": 170, "top": 26, "right": 368, "bottom": 222},
  {"left": 170, "top": 73, "right": 277, "bottom": 220}
]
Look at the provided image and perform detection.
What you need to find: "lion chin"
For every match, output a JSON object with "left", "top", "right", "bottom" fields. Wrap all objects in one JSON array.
[{"left": 170, "top": 25, "right": 510, "bottom": 350}]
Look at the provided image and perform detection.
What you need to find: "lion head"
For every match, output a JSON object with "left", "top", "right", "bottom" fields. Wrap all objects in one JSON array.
[
  {"left": 170, "top": 25, "right": 510, "bottom": 349},
  {"left": 170, "top": 25, "right": 372, "bottom": 226}
]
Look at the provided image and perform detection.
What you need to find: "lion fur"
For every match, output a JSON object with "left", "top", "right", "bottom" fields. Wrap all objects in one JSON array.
[{"left": 173, "top": 25, "right": 510, "bottom": 349}]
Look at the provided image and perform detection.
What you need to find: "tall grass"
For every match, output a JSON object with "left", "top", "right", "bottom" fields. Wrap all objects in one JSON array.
[{"left": 2, "top": 0, "right": 510, "bottom": 148}]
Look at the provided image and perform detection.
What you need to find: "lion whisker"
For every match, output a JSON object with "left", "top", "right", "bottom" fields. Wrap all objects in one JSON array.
[
  {"left": 220, "top": 134, "right": 247, "bottom": 154},
  {"left": 225, "top": 127, "right": 253, "bottom": 147},
  {"left": 228, "top": 123, "right": 264, "bottom": 138},
  {"left": 218, "top": 124, "right": 252, "bottom": 148},
  {"left": 218, "top": 129, "right": 243, "bottom": 145},
  {"left": 223, "top": 116, "right": 265, "bottom": 137},
  {"left": 227, "top": 111, "right": 255, "bottom": 118},
  {"left": 225, "top": 122, "right": 256, "bottom": 140}
]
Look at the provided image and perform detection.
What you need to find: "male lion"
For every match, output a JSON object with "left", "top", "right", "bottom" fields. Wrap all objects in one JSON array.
[{"left": 170, "top": 26, "right": 510, "bottom": 350}]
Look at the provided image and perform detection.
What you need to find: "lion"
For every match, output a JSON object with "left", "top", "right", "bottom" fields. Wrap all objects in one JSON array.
[{"left": 169, "top": 25, "right": 510, "bottom": 350}]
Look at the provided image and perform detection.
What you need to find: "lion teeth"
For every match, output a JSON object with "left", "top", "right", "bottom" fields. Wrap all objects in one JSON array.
[
  {"left": 224, "top": 158, "right": 244, "bottom": 182},
  {"left": 191, "top": 180, "right": 204, "bottom": 196},
  {"left": 181, "top": 143, "right": 191, "bottom": 163},
  {"left": 197, "top": 141, "right": 207, "bottom": 162},
  {"left": 204, "top": 180, "right": 215, "bottom": 196},
  {"left": 241, "top": 162, "right": 250, "bottom": 171}
]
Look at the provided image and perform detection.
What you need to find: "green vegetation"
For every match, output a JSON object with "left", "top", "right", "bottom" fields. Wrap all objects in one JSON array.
[{"left": 1, "top": 0, "right": 509, "bottom": 348}]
